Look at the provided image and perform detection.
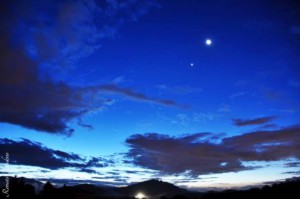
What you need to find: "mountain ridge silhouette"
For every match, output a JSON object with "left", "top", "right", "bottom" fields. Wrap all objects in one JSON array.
[{"left": 1, "top": 176, "right": 300, "bottom": 199}]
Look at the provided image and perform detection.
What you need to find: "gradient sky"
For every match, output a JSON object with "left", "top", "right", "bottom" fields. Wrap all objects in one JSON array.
[{"left": 1, "top": 0, "right": 300, "bottom": 190}]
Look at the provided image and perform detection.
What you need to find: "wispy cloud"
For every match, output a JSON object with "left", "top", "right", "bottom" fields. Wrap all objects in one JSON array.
[
  {"left": 282, "top": 171, "right": 300, "bottom": 175},
  {"left": 1, "top": 0, "right": 158, "bottom": 66},
  {"left": 230, "top": 92, "right": 247, "bottom": 99},
  {"left": 125, "top": 125, "right": 300, "bottom": 176},
  {"left": 217, "top": 104, "right": 231, "bottom": 112},
  {"left": 285, "top": 162, "right": 300, "bottom": 168},
  {"left": 96, "top": 84, "right": 187, "bottom": 108},
  {"left": 38, "top": 177, "right": 128, "bottom": 186},
  {"left": 157, "top": 85, "right": 202, "bottom": 95},
  {"left": 233, "top": 116, "right": 277, "bottom": 127}
]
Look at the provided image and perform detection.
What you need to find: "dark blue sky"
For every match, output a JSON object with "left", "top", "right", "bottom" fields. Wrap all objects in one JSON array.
[{"left": 0, "top": 0, "right": 300, "bottom": 189}]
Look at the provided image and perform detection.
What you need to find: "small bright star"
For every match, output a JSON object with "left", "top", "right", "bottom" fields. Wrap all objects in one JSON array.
[
  {"left": 205, "top": 39, "right": 212, "bottom": 46},
  {"left": 190, "top": 63, "right": 194, "bottom": 67}
]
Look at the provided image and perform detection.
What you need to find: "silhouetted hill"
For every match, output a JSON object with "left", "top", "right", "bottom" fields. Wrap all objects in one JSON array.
[
  {"left": 0, "top": 176, "right": 44, "bottom": 193},
  {"left": 1, "top": 176, "right": 300, "bottom": 199},
  {"left": 54, "top": 184, "right": 113, "bottom": 199},
  {"left": 196, "top": 178, "right": 300, "bottom": 199},
  {"left": 72, "top": 184, "right": 126, "bottom": 198},
  {"left": 119, "top": 179, "right": 186, "bottom": 198}
]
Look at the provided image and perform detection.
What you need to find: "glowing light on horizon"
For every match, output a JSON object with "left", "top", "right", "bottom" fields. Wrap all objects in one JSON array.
[{"left": 135, "top": 192, "right": 146, "bottom": 199}]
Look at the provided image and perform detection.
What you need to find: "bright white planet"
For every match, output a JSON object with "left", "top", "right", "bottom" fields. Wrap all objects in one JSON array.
[
  {"left": 205, "top": 39, "right": 212, "bottom": 46},
  {"left": 135, "top": 192, "right": 146, "bottom": 199}
]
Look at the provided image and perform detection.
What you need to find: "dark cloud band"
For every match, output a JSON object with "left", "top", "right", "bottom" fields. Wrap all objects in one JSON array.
[
  {"left": 125, "top": 125, "right": 300, "bottom": 176},
  {"left": 232, "top": 116, "right": 277, "bottom": 126},
  {"left": 0, "top": 138, "right": 112, "bottom": 173}
]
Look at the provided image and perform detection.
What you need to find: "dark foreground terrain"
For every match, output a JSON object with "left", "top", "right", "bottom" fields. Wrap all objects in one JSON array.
[{"left": 1, "top": 177, "right": 300, "bottom": 199}]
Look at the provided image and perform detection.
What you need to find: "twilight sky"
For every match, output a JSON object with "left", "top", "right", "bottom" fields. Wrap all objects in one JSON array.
[{"left": 0, "top": 0, "right": 300, "bottom": 190}]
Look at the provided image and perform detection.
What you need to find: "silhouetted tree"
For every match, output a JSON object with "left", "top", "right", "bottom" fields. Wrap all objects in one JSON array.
[
  {"left": 41, "top": 181, "right": 55, "bottom": 199},
  {"left": 6, "top": 176, "right": 36, "bottom": 199}
]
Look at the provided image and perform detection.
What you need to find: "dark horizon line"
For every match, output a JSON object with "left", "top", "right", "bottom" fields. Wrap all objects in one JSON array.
[{"left": 1, "top": 175, "right": 300, "bottom": 192}]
